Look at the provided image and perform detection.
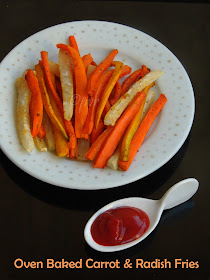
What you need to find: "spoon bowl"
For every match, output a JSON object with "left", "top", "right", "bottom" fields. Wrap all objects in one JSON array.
[{"left": 84, "top": 178, "right": 199, "bottom": 252}]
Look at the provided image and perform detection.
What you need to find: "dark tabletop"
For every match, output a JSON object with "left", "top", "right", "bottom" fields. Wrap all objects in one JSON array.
[{"left": 0, "top": 1, "right": 209, "bottom": 279}]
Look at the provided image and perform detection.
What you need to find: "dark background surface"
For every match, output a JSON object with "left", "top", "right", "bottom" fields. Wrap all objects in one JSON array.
[{"left": 0, "top": 1, "right": 209, "bottom": 279}]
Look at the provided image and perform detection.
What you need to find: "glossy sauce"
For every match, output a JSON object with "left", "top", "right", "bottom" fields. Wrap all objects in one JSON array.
[{"left": 91, "top": 206, "right": 150, "bottom": 246}]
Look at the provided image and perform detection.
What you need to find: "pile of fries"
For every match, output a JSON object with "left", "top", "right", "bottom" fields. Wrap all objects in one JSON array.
[{"left": 16, "top": 35, "right": 167, "bottom": 171}]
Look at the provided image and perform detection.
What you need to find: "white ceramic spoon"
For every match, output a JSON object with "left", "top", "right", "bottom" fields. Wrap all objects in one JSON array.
[{"left": 84, "top": 178, "right": 199, "bottom": 252}]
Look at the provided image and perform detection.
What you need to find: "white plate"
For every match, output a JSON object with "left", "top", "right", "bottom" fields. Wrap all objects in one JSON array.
[{"left": 0, "top": 21, "right": 195, "bottom": 190}]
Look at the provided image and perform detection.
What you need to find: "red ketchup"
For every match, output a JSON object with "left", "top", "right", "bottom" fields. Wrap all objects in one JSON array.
[{"left": 91, "top": 206, "right": 150, "bottom": 246}]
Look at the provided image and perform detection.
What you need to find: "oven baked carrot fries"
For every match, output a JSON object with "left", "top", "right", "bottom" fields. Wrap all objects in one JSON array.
[{"left": 16, "top": 35, "right": 166, "bottom": 171}]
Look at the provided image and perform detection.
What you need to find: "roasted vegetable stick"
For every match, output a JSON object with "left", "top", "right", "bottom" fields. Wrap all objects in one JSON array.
[
  {"left": 102, "top": 100, "right": 111, "bottom": 118},
  {"left": 118, "top": 65, "right": 132, "bottom": 78},
  {"left": 87, "top": 49, "right": 118, "bottom": 96},
  {"left": 83, "top": 70, "right": 112, "bottom": 135},
  {"left": 51, "top": 122, "right": 69, "bottom": 157},
  {"left": 77, "top": 138, "right": 90, "bottom": 161},
  {"left": 86, "top": 63, "right": 131, "bottom": 122},
  {"left": 84, "top": 64, "right": 133, "bottom": 135},
  {"left": 104, "top": 69, "right": 163, "bottom": 126},
  {"left": 35, "top": 64, "right": 68, "bottom": 139},
  {"left": 59, "top": 49, "right": 74, "bottom": 121},
  {"left": 121, "top": 69, "right": 142, "bottom": 94},
  {"left": 118, "top": 94, "right": 167, "bottom": 171},
  {"left": 26, "top": 70, "right": 43, "bottom": 138},
  {"left": 34, "top": 136, "right": 47, "bottom": 152},
  {"left": 120, "top": 65, "right": 150, "bottom": 96},
  {"left": 85, "top": 126, "right": 114, "bottom": 161},
  {"left": 110, "top": 80, "right": 122, "bottom": 106},
  {"left": 57, "top": 44, "right": 88, "bottom": 139},
  {"left": 37, "top": 125, "right": 46, "bottom": 139},
  {"left": 94, "top": 91, "right": 146, "bottom": 168},
  {"left": 41, "top": 51, "right": 63, "bottom": 114},
  {"left": 108, "top": 90, "right": 156, "bottom": 163},
  {"left": 55, "top": 77, "right": 63, "bottom": 100},
  {"left": 64, "top": 119, "right": 78, "bottom": 158},
  {"left": 120, "top": 82, "right": 155, "bottom": 161},
  {"left": 90, "top": 119, "right": 104, "bottom": 145},
  {"left": 91, "top": 61, "right": 97, "bottom": 67},
  {"left": 42, "top": 110, "right": 55, "bottom": 151},
  {"left": 48, "top": 60, "right": 60, "bottom": 77},
  {"left": 44, "top": 79, "right": 68, "bottom": 139},
  {"left": 69, "top": 35, "right": 79, "bottom": 53},
  {"left": 50, "top": 67, "right": 77, "bottom": 157},
  {"left": 47, "top": 78, "right": 68, "bottom": 132},
  {"left": 107, "top": 90, "right": 156, "bottom": 168},
  {"left": 29, "top": 91, "right": 46, "bottom": 139},
  {"left": 95, "top": 61, "right": 124, "bottom": 128},
  {"left": 16, "top": 76, "right": 34, "bottom": 152},
  {"left": 107, "top": 148, "right": 120, "bottom": 170},
  {"left": 141, "top": 90, "right": 156, "bottom": 121},
  {"left": 82, "top": 54, "right": 93, "bottom": 72}
]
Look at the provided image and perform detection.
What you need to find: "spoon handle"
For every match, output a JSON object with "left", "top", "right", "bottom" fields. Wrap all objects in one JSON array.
[{"left": 160, "top": 178, "right": 199, "bottom": 211}]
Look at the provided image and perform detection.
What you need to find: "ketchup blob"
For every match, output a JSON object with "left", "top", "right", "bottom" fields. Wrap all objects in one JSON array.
[{"left": 91, "top": 206, "right": 150, "bottom": 246}]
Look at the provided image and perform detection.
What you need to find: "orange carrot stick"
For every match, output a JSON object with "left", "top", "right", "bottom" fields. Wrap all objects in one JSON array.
[
  {"left": 121, "top": 69, "right": 141, "bottom": 95},
  {"left": 121, "top": 65, "right": 150, "bottom": 96},
  {"left": 140, "top": 64, "right": 150, "bottom": 77},
  {"left": 69, "top": 35, "right": 79, "bottom": 53},
  {"left": 64, "top": 119, "right": 78, "bottom": 159},
  {"left": 84, "top": 65, "right": 132, "bottom": 135},
  {"left": 93, "top": 90, "right": 147, "bottom": 168},
  {"left": 108, "top": 65, "right": 131, "bottom": 105},
  {"left": 119, "top": 65, "right": 132, "bottom": 78},
  {"left": 83, "top": 70, "right": 113, "bottom": 135},
  {"left": 35, "top": 64, "right": 68, "bottom": 139},
  {"left": 29, "top": 90, "right": 46, "bottom": 139},
  {"left": 94, "top": 70, "right": 113, "bottom": 89},
  {"left": 37, "top": 125, "right": 46, "bottom": 139},
  {"left": 119, "top": 82, "right": 155, "bottom": 161},
  {"left": 90, "top": 119, "right": 104, "bottom": 145},
  {"left": 41, "top": 51, "right": 63, "bottom": 114},
  {"left": 69, "top": 144, "right": 78, "bottom": 159},
  {"left": 85, "top": 126, "right": 114, "bottom": 161},
  {"left": 51, "top": 122, "right": 69, "bottom": 157},
  {"left": 87, "top": 49, "right": 118, "bottom": 96},
  {"left": 110, "top": 80, "right": 122, "bottom": 105},
  {"left": 107, "top": 65, "right": 131, "bottom": 105},
  {"left": 102, "top": 100, "right": 111, "bottom": 117},
  {"left": 82, "top": 96, "right": 97, "bottom": 135},
  {"left": 57, "top": 44, "right": 88, "bottom": 139},
  {"left": 118, "top": 94, "right": 167, "bottom": 171},
  {"left": 91, "top": 61, "right": 97, "bottom": 67},
  {"left": 82, "top": 54, "right": 93, "bottom": 72},
  {"left": 26, "top": 70, "right": 43, "bottom": 138},
  {"left": 95, "top": 61, "right": 124, "bottom": 128}
]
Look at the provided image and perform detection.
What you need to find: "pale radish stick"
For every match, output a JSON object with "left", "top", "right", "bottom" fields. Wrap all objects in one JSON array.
[
  {"left": 104, "top": 70, "right": 163, "bottom": 126},
  {"left": 34, "top": 137, "right": 47, "bottom": 152},
  {"left": 141, "top": 90, "right": 156, "bottom": 121},
  {"left": 59, "top": 49, "right": 74, "bottom": 121},
  {"left": 16, "top": 75, "right": 34, "bottom": 152},
  {"left": 77, "top": 138, "right": 90, "bottom": 161},
  {"left": 107, "top": 148, "right": 120, "bottom": 170},
  {"left": 48, "top": 60, "right": 60, "bottom": 77}
]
